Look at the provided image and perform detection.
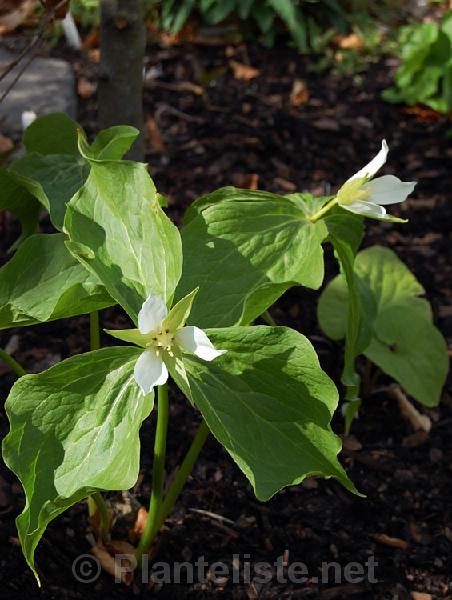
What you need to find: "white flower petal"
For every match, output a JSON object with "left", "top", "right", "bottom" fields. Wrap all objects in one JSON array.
[
  {"left": 134, "top": 348, "right": 168, "bottom": 394},
  {"left": 138, "top": 293, "right": 167, "bottom": 334},
  {"left": 175, "top": 326, "right": 226, "bottom": 362},
  {"left": 343, "top": 200, "right": 387, "bottom": 219},
  {"left": 364, "top": 174, "right": 416, "bottom": 206},
  {"left": 349, "top": 139, "right": 389, "bottom": 181}
]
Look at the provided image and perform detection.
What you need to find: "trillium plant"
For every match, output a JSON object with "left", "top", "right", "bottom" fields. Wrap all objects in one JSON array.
[{"left": 0, "top": 114, "right": 448, "bottom": 585}]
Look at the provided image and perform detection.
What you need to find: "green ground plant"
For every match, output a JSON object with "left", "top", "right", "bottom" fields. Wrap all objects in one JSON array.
[{"left": 0, "top": 113, "right": 448, "bottom": 584}]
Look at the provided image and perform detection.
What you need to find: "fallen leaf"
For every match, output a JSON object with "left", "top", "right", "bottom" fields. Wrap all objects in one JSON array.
[
  {"left": 130, "top": 506, "right": 148, "bottom": 540},
  {"left": 229, "top": 60, "right": 260, "bottom": 81},
  {"left": 233, "top": 173, "right": 259, "bottom": 190},
  {"left": 0, "top": 134, "right": 14, "bottom": 154},
  {"left": 402, "top": 106, "right": 443, "bottom": 122},
  {"left": 372, "top": 533, "right": 409, "bottom": 550},
  {"left": 87, "top": 48, "right": 100, "bottom": 64},
  {"left": 290, "top": 79, "right": 309, "bottom": 107},
  {"left": 335, "top": 33, "right": 364, "bottom": 49},
  {"left": 77, "top": 78, "right": 96, "bottom": 99},
  {"left": 391, "top": 385, "right": 431, "bottom": 433},
  {"left": 82, "top": 29, "right": 99, "bottom": 50},
  {"left": 145, "top": 116, "right": 166, "bottom": 153}
]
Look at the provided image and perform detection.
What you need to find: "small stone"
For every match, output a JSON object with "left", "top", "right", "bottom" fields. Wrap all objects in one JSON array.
[{"left": 0, "top": 48, "right": 76, "bottom": 137}]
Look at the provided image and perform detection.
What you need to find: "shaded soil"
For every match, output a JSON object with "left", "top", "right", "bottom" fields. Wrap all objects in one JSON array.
[{"left": 0, "top": 40, "right": 451, "bottom": 599}]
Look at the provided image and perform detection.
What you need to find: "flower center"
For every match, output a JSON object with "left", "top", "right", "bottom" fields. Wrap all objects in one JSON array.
[
  {"left": 148, "top": 329, "right": 174, "bottom": 352},
  {"left": 337, "top": 178, "right": 370, "bottom": 206}
]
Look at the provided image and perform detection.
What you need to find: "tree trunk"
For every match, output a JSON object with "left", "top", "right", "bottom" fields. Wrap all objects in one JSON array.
[{"left": 98, "top": 0, "right": 145, "bottom": 161}]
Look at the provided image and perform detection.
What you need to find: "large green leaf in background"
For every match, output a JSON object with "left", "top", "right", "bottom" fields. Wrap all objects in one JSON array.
[
  {"left": 2, "top": 346, "right": 150, "bottom": 580},
  {"left": 65, "top": 160, "right": 182, "bottom": 322},
  {"left": 11, "top": 153, "right": 90, "bottom": 231},
  {"left": 318, "top": 246, "right": 448, "bottom": 406},
  {"left": 0, "top": 233, "right": 113, "bottom": 330},
  {"left": 12, "top": 119, "right": 139, "bottom": 231},
  {"left": 178, "top": 188, "right": 328, "bottom": 328},
  {"left": 0, "top": 167, "right": 40, "bottom": 251},
  {"left": 177, "top": 326, "right": 358, "bottom": 501},
  {"left": 23, "top": 112, "right": 81, "bottom": 156}
]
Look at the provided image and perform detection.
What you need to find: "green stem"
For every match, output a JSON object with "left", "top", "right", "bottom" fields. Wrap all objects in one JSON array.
[
  {"left": 309, "top": 197, "right": 338, "bottom": 223},
  {"left": 261, "top": 310, "right": 277, "bottom": 326},
  {"left": 90, "top": 311, "right": 100, "bottom": 351},
  {"left": 0, "top": 347, "right": 26, "bottom": 378},
  {"left": 135, "top": 383, "right": 169, "bottom": 565},
  {"left": 89, "top": 492, "right": 110, "bottom": 539},
  {"left": 157, "top": 419, "right": 209, "bottom": 531}
]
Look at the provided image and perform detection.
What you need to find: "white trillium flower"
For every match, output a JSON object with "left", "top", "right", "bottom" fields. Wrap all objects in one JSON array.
[
  {"left": 336, "top": 139, "right": 416, "bottom": 221},
  {"left": 106, "top": 291, "right": 226, "bottom": 395}
]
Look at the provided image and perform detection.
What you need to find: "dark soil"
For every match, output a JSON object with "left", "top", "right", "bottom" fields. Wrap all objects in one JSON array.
[{"left": 0, "top": 40, "right": 451, "bottom": 600}]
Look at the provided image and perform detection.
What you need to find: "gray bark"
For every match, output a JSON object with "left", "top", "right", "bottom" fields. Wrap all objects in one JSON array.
[{"left": 98, "top": 0, "right": 145, "bottom": 161}]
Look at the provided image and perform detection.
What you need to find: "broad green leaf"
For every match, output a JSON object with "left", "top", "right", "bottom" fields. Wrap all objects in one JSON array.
[
  {"left": 366, "top": 305, "right": 448, "bottom": 407},
  {"left": 318, "top": 246, "right": 448, "bottom": 406},
  {"left": 2, "top": 346, "right": 150, "bottom": 580},
  {"left": 23, "top": 112, "right": 81, "bottom": 156},
  {"left": 0, "top": 233, "right": 113, "bottom": 330},
  {"left": 178, "top": 187, "right": 328, "bottom": 328},
  {"left": 11, "top": 153, "right": 90, "bottom": 231},
  {"left": 64, "top": 160, "right": 182, "bottom": 323},
  {"left": 88, "top": 126, "right": 140, "bottom": 160},
  {"left": 180, "top": 326, "right": 358, "bottom": 501},
  {"left": 353, "top": 246, "right": 424, "bottom": 310},
  {"left": 0, "top": 167, "right": 40, "bottom": 251}
]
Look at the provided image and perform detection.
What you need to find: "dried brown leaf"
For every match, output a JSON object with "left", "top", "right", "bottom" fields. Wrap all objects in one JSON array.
[
  {"left": 335, "top": 33, "right": 364, "bottom": 49},
  {"left": 229, "top": 60, "right": 260, "bottom": 81},
  {"left": 145, "top": 116, "right": 167, "bottom": 153},
  {"left": 290, "top": 79, "right": 309, "bottom": 107},
  {"left": 77, "top": 77, "right": 96, "bottom": 99},
  {"left": 0, "top": 134, "right": 14, "bottom": 154},
  {"left": 372, "top": 533, "right": 409, "bottom": 550}
]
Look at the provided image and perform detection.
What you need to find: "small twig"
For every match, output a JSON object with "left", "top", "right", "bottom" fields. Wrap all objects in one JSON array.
[
  {"left": 0, "top": 0, "right": 69, "bottom": 104},
  {"left": 188, "top": 508, "right": 235, "bottom": 526},
  {"left": 0, "top": 39, "right": 44, "bottom": 105}
]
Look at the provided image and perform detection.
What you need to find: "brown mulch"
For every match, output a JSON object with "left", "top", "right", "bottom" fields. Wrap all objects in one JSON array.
[{"left": 0, "top": 40, "right": 451, "bottom": 599}]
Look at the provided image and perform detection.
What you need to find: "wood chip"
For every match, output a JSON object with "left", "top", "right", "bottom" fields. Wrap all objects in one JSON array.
[
  {"left": 411, "top": 592, "right": 432, "bottom": 600},
  {"left": 372, "top": 533, "right": 409, "bottom": 550}
]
